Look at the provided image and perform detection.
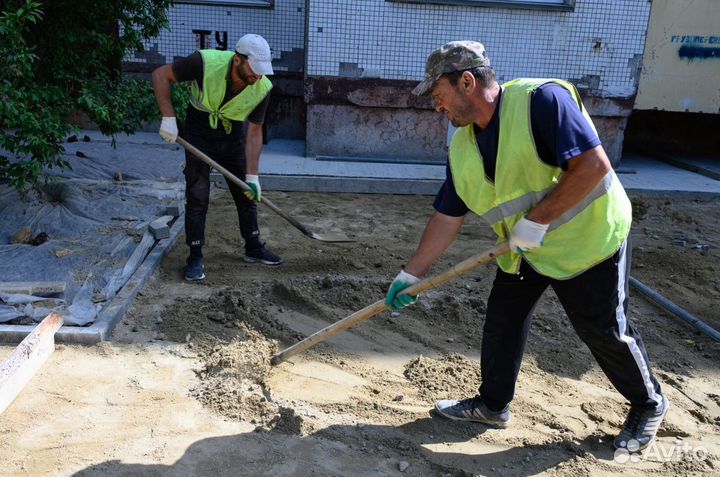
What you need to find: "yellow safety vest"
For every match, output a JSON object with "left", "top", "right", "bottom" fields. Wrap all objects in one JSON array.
[
  {"left": 449, "top": 78, "right": 632, "bottom": 279},
  {"left": 190, "top": 50, "right": 272, "bottom": 134}
]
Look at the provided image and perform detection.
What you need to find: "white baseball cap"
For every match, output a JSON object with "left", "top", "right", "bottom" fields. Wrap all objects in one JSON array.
[{"left": 235, "top": 34, "right": 274, "bottom": 76}]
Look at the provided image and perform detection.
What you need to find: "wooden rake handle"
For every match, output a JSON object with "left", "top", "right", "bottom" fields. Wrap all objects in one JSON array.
[{"left": 270, "top": 243, "right": 510, "bottom": 365}]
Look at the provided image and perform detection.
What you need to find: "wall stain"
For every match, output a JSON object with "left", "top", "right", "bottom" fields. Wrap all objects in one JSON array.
[
  {"left": 339, "top": 63, "right": 364, "bottom": 78},
  {"left": 274, "top": 48, "right": 305, "bottom": 73},
  {"left": 132, "top": 43, "right": 165, "bottom": 64}
]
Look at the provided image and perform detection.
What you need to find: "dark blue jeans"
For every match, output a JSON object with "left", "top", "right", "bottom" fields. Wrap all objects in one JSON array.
[{"left": 479, "top": 239, "right": 663, "bottom": 411}]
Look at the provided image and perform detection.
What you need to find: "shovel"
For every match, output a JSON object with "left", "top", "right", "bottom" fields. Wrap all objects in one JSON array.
[
  {"left": 271, "top": 243, "right": 510, "bottom": 365},
  {"left": 176, "top": 137, "right": 354, "bottom": 243}
]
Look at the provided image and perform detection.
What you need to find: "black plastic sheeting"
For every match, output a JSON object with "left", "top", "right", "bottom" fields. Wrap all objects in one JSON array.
[{"left": 0, "top": 135, "right": 184, "bottom": 325}]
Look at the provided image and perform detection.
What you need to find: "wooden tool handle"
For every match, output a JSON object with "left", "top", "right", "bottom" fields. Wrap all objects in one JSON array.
[
  {"left": 271, "top": 243, "right": 510, "bottom": 365},
  {"left": 176, "top": 137, "right": 315, "bottom": 236}
]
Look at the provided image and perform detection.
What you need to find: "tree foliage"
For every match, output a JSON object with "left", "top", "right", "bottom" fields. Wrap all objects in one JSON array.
[{"left": 0, "top": 0, "right": 173, "bottom": 191}]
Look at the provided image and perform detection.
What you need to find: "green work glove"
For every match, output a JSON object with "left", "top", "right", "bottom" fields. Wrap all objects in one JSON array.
[
  {"left": 385, "top": 270, "right": 421, "bottom": 312},
  {"left": 244, "top": 174, "right": 261, "bottom": 202}
]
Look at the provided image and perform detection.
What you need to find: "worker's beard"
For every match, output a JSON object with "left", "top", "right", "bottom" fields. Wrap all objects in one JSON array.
[
  {"left": 447, "top": 99, "right": 475, "bottom": 128},
  {"left": 448, "top": 110, "right": 472, "bottom": 128},
  {"left": 236, "top": 61, "right": 258, "bottom": 85}
]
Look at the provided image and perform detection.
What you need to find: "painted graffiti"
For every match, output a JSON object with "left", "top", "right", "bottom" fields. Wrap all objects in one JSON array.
[
  {"left": 671, "top": 34, "right": 720, "bottom": 60},
  {"left": 678, "top": 45, "right": 719, "bottom": 59},
  {"left": 192, "top": 29, "right": 229, "bottom": 50},
  {"left": 671, "top": 35, "right": 720, "bottom": 44}
]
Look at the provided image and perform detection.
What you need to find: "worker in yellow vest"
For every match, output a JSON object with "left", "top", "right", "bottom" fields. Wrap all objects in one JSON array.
[
  {"left": 385, "top": 41, "right": 668, "bottom": 452},
  {"left": 152, "top": 34, "right": 282, "bottom": 281}
]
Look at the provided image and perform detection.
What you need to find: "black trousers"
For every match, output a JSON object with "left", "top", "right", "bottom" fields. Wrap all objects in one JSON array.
[
  {"left": 479, "top": 239, "right": 663, "bottom": 410},
  {"left": 182, "top": 130, "right": 260, "bottom": 251}
]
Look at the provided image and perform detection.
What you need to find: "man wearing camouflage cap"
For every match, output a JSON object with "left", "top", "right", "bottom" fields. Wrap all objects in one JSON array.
[{"left": 385, "top": 41, "right": 668, "bottom": 451}]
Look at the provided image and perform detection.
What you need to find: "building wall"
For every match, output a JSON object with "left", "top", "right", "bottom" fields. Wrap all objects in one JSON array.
[
  {"left": 305, "top": 0, "right": 652, "bottom": 164},
  {"left": 634, "top": 0, "right": 720, "bottom": 113},
  {"left": 129, "top": 1, "right": 654, "bottom": 163}
]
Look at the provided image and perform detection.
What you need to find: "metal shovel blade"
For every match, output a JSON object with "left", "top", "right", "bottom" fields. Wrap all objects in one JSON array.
[{"left": 306, "top": 230, "right": 355, "bottom": 243}]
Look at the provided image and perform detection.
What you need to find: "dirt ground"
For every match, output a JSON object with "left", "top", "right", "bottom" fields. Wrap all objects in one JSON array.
[{"left": 1, "top": 189, "right": 719, "bottom": 477}]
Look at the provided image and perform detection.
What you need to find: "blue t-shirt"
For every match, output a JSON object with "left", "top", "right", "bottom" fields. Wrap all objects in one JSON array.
[{"left": 433, "top": 83, "right": 601, "bottom": 217}]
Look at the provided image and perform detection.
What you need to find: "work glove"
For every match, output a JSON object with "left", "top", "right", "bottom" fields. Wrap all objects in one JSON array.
[
  {"left": 385, "top": 270, "right": 421, "bottom": 312},
  {"left": 159, "top": 117, "right": 178, "bottom": 143},
  {"left": 244, "top": 174, "right": 261, "bottom": 202},
  {"left": 510, "top": 216, "right": 549, "bottom": 253}
]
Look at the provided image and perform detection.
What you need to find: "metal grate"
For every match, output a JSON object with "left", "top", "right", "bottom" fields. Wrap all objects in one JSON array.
[
  {"left": 306, "top": 0, "right": 651, "bottom": 97},
  {"left": 128, "top": 0, "right": 651, "bottom": 97}
]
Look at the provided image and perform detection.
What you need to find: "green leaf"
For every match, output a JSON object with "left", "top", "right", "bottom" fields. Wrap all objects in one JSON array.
[{"left": 0, "top": 0, "right": 172, "bottom": 192}]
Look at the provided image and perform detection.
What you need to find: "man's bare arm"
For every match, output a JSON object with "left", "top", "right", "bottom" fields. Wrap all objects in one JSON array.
[
  {"left": 152, "top": 64, "right": 177, "bottom": 118},
  {"left": 526, "top": 145, "right": 612, "bottom": 225},
  {"left": 245, "top": 122, "right": 263, "bottom": 175},
  {"left": 404, "top": 211, "right": 465, "bottom": 277}
]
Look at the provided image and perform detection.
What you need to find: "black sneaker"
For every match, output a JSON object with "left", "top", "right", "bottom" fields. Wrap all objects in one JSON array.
[
  {"left": 184, "top": 255, "right": 205, "bottom": 281},
  {"left": 614, "top": 394, "right": 669, "bottom": 451},
  {"left": 435, "top": 396, "right": 510, "bottom": 428},
  {"left": 244, "top": 243, "right": 283, "bottom": 266}
]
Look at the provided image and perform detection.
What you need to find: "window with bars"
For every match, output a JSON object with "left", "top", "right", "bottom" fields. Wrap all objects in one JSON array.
[
  {"left": 386, "top": 0, "right": 574, "bottom": 11},
  {"left": 174, "top": 0, "right": 273, "bottom": 8}
]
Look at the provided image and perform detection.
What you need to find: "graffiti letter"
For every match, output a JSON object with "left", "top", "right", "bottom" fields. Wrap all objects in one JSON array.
[
  {"left": 192, "top": 29, "right": 212, "bottom": 49},
  {"left": 215, "top": 31, "right": 228, "bottom": 50}
]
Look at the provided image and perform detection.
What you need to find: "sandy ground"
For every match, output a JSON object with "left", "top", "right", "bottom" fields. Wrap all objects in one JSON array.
[{"left": 1, "top": 189, "right": 719, "bottom": 477}]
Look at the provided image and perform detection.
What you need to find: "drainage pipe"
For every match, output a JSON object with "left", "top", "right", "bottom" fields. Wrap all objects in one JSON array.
[{"left": 629, "top": 276, "right": 720, "bottom": 343}]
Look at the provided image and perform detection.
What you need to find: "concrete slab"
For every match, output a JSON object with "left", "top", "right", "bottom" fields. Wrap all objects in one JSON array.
[
  {"left": 259, "top": 139, "right": 446, "bottom": 181},
  {"left": 256, "top": 142, "right": 717, "bottom": 197},
  {"left": 649, "top": 153, "right": 720, "bottom": 181},
  {"left": 149, "top": 215, "right": 173, "bottom": 240},
  {"left": 619, "top": 154, "right": 720, "bottom": 196},
  {"left": 84, "top": 132, "right": 718, "bottom": 197}
]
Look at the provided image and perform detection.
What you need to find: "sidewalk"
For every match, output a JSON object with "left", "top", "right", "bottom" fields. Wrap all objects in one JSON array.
[
  {"left": 92, "top": 131, "right": 720, "bottom": 196},
  {"left": 618, "top": 153, "right": 720, "bottom": 196}
]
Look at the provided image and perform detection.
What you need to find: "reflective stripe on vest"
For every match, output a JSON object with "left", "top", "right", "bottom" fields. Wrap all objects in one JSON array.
[
  {"left": 448, "top": 78, "right": 632, "bottom": 279},
  {"left": 480, "top": 170, "right": 615, "bottom": 232},
  {"left": 190, "top": 50, "right": 272, "bottom": 134}
]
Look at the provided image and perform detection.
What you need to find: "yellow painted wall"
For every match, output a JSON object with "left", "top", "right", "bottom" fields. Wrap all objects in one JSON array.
[{"left": 635, "top": 0, "right": 720, "bottom": 113}]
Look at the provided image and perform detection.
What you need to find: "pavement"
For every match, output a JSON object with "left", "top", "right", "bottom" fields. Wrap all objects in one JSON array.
[
  {"left": 618, "top": 153, "right": 720, "bottom": 196},
  {"left": 83, "top": 130, "right": 720, "bottom": 197}
]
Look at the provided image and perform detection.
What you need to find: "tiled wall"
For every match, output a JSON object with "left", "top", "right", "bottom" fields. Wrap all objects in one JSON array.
[
  {"left": 307, "top": 0, "right": 651, "bottom": 98},
  {"left": 130, "top": 1, "right": 651, "bottom": 97},
  {"left": 127, "top": 2, "right": 306, "bottom": 72}
]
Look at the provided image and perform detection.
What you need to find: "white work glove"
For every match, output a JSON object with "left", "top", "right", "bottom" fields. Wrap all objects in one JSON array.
[
  {"left": 159, "top": 116, "right": 178, "bottom": 143},
  {"left": 385, "top": 270, "right": 421, "bottom": 312},
  {"left": 244, "top": 174, "right": 261, "bottom": 202},
  {"left": 510, "top": 216, "right": 549, "bottom": 253}
]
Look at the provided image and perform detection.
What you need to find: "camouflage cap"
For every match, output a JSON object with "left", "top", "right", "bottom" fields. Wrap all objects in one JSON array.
[{"left": 412, "top": 41, "right": 490, "bottom": 96}]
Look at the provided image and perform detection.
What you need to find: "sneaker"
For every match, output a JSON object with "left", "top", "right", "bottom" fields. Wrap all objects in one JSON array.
[
  {"left": 244, "top": 243, "right": 283, "bottom": 266},
  {"left": 184, "top": 255, "right": 205, "bottom": 281},
  {"left": 435, "top": 396, "right": 510, "bottom": 428},
  {"left": 613, "top": 394, "right": 669, "bottom": 451}
]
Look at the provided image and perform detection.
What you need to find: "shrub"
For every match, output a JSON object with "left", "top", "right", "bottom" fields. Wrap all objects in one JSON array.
[{"left": 0, "top": 0, "right": 173, "bottom": 191}]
